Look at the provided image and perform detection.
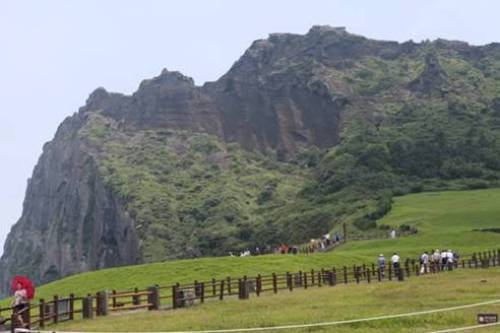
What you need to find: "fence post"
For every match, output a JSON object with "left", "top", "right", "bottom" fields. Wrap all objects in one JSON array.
[
  {"left": 304, "top": 273, "right": 308, "bottom": 289},
  {"left": 82, "top": 295, "right": 93, "bottom": 319},
  {"left": 69, "top": 293, "right": 75, "bottom": 320},
  {"left": 133, "top": 287, "right": 140, "bottom": 305},
  {"left": 372, "top": 263, "right": 376, "bottom": 276},
  {"left": 238, "top": 279, "right": 249, "bottom": 300},
  {"left": 272, "top": 273, "right": 278, "bottom": 294},
  {"left": 194, "top": 280, "right": 199, "bottom": 298},
  {"left": 53, "top": 295, "right": 59, "bottom": 324},
  {"left": 389, "top": 265, "right": 392, "bottom": 281},
  {"left": 343, "top": 266, "right": 348, "bottom": 284},
  {"left": 325, "top": 271, "right": 333, "bottom": 287},
  {"left": 377, "top": 268, "right": 381, "bottom": 282},
  {"left": 355, "top": 267, "right": 360, "bottom": 284},
  {"left": 172, "top": 285, "right": 178, "bottom": 309},
  {"left": 332, "top": 267, "right": 337, "bottom": 286},
  {"left": 287, "top": 272, "right": 293, "bottom": 291},
  {"left": 219, "top": 280, "right": 225, "bottom": 300},
  {"left": 96, "top": 291, "right": 108, "bottom": 316},
  {"left": 201, "top": 282, "right": 205, "bottom": 303},
  {"left": 256, "top": 275, "right": 262, "bottom": 296},
  {"left": 111, "top": 290, "right": 117, "bottom": 309},
  {"left": 398, "top": 266, "right": 405, "bottom": 281},
  {"left": 147, "top": 286, "right": 160, "bottom": 310},
  {"left": 39, "top": 299, "right": 45, "bottom": 328},
  {"left": 311, "top": 269, "right": 315, "bottom": 286},
  {"left": 367, "top": 269, "right": 371, "bottom": 283},
  {"left": 317, "top": 271, "right": 322, "bottom": 287},
  {"left": 212, "top": 278, "right": 217, "bottom": 296}
]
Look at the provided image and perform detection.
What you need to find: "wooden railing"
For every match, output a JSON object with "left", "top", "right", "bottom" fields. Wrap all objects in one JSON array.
[{"left": 0, "top": 248, "right": 498, "bottom": 332}]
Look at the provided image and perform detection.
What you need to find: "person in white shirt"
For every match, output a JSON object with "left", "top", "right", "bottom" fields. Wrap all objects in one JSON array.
[
  {"left": 390, "top": 230, "right": 396, "bottom": 239},
  {"left": 432, "top": 249, "right": 441, "bottom": 272},
  {"left": 391, "top": 253, "right": 402, "bottom": 280},
  {"left": 420, "top": 251, "right": 430, "bottom": 274}
]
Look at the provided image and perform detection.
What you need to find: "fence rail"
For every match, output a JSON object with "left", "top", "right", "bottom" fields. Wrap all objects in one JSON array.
[{"left": 1, "top": 248, "right": 499, "bottom": 333}]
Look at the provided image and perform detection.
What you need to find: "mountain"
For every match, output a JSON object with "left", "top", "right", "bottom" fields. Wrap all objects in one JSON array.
[{"left": 2, "top": 26, "right": 500, "bottom": 296}]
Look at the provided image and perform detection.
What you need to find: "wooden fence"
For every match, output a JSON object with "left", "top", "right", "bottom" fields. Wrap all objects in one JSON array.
[{"left": 1, "top": 248, "right": 499, "bottom": 333}]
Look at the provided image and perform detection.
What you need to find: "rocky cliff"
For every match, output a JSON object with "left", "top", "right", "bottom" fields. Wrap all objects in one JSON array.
[{"left": 2, "top": 26, "right": 500, "bottom": 295}]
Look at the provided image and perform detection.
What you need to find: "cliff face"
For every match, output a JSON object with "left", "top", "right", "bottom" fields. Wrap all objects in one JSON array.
[
  {"left": 0, "top": 114, "right": 140, "bottom": 293},
  {"left": 2, "top": 26, "right": 500, "bottom": 295}
]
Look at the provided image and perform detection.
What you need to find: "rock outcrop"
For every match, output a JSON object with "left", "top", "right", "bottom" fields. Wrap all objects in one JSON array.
[{"left": 0, "top": 114, "right": 140, "bottom": 294}]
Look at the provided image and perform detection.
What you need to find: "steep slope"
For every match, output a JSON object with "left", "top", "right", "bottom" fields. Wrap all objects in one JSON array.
[{"left": 3, "top": 26, "right": 500, "bottom": 295}]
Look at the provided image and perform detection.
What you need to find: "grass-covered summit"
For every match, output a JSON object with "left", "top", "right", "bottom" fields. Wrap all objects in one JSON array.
[{"left": 3, "top": 26, "right": 500, "bottom": 294}]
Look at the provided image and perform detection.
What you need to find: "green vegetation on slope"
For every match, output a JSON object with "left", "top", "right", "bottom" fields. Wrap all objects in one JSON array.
[
  {"left": 56, "top": 268, "right": 500, "bottom": 333},
  {"left": 80, "top": 118, "right": 309, "bottom": 260},
  {"left": 4, "top": 188, "right": 499, "bottom": 305},
  {"left": 80, "top": 45, "right": 500, "bottom": 262}
]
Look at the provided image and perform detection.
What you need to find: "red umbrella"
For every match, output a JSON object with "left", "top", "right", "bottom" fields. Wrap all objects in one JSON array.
[{"left": 11, "top": 276, "right": 35, "bottom": 300}]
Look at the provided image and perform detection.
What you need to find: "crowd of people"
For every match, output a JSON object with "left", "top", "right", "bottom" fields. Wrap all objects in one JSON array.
[
  {"left": 229, "top": 232, "right": 343, "bottom": 257},
  {"left": 305, "top": 233, "right": 342, "bottom": 253},
  {"left": 376, "top": 249, "right": 459, "bottom": 278}
]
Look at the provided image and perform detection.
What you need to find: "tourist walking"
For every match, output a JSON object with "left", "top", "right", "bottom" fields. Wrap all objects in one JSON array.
[
  {"left": 420, "top": 251, "right": 430, "bottom": 274},
  {"left": 378, "top": 254, "right": 386, "bottom": 278},
  {"left": 12, "top": 282, "right": 29, "bottom": 328},
  {"left": 391, "top": 252, "right": 401, "bottom": 279}
]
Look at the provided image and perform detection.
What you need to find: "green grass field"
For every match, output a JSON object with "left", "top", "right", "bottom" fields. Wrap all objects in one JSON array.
[
  {"left": 4, "top": 188, "right": 500, "bottom": 306},
  {"left": 55, "top": 268, "right": 500, "bottom": 333}
]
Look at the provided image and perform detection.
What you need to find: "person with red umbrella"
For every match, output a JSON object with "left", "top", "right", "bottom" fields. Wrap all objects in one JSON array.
[{"left": 10, "top": 276, "right": 35, "bottom": 328}]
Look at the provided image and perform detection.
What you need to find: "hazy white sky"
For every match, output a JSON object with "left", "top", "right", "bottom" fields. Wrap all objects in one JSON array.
[{"left": 0, "top": 0, "right": 498, "bottom": 255}]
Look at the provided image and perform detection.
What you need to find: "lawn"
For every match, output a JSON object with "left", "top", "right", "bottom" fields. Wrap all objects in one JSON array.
[{"left": 54, "top": 267, "right": 500, "bottom": 332}]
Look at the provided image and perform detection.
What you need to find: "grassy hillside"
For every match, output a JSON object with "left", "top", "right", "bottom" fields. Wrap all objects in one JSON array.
[
  {"left": 55, "top": 268, "right": 500, "bottom": 333},
  {"left": 2, "top": 188, "right": 499, "bottom": 306}
]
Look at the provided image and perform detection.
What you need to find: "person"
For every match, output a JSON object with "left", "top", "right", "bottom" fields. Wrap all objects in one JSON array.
[
  {"left": 420, "top": 251, "right": 430, "bottom": 274},
  {"left": 391, "top": 252, "right": 400, "bottom": 275},
  {"left": 432, "top": 249, "right": 441, "bottom": 272},
  {"left": 11, "top": 282, "right": 29, "bottom": 328},
  {"left": 378, "top": 254, "right": 386, "bottom": 278},
  {"left": 446, "top": 249, "right": 454, "bottom": 270},
  {"left": 440, "top": 249, "right": 448, "bottom": 270},
  {"left": 390, "top": 230, "right": 396, "bottom": 239},
  {"left": 335, "top": 233, "right": 340, "bottom": 243}
]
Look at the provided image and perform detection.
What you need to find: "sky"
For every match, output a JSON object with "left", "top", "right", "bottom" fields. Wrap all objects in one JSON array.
[{"left": 0, "top": 0, "right": 499, "bottom": 255}]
